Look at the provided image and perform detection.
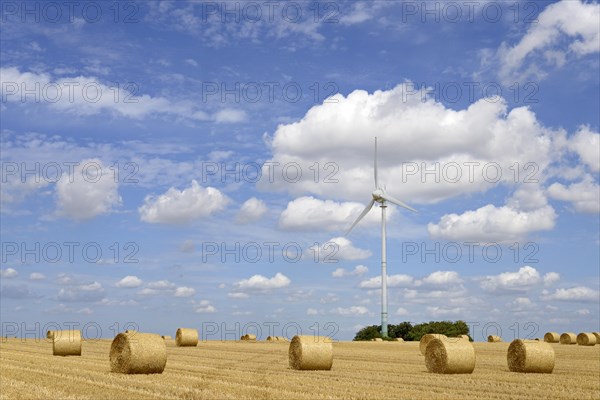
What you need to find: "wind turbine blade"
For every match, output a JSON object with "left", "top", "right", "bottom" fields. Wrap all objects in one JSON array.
[
  {"left": 374, "top": 137, "right": 379, "bottom": 188},
  {"left": 345, "top": 199, "right": 376, "bottom": 236},
  {"left": 382, "top": 193, "right": 417, "bottom": 213}
]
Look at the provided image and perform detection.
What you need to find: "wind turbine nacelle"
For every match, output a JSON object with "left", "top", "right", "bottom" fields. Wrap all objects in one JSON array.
[{"left": 372, "top": 189, "right": 384, "bottom": 202}]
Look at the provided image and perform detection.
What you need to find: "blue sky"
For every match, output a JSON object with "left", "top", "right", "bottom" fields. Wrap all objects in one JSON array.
[{"left": 1, "top": 0, "right": 599, "bottom": 341}]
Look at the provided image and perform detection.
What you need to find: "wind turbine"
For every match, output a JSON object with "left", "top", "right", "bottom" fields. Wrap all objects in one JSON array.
[{"left": 345, "top": 137, "right": 416, "bottom": 338}]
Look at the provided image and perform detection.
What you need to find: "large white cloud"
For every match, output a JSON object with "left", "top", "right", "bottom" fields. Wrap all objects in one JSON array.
[
  {"left": 547, "top": 176, "right": 600, "bottom": 214},
  {"left": 260, "top": 84, "right": 560, "bottom": 205},
  {"left": 542, "top": 286, "right": 599, "bottom": 302},
  {"left": 229, "top": 273, "right": 291, "bottom": 297},
  {"left": 0, "top": 67, "right": 247, "bottom": 123},
  {"left": 493, "top": 0, "right": 600, "bottom": 82},
  {"left": 139, "top": 180, "right": 229, "bottom": 224},
  {"left": 568, "top": 127, "right": 600, "bottom": 172},
  {"left": 428, "top": 204, "right": 556, "bottom": 242},
  {"left": 479, "top": 266, "right": 542, "bottom": 293},
  {"left": 279, "top": 196, "right": 387, "bottom": 232},
  {"left": 55, "top": 158, "right": 121, "bottom": 221},
  {"left": 417, "top": 271, "right": 463, "bottom": 287},
  {"left": 311, "top": 237, "right": 372, "bottom": 261}
]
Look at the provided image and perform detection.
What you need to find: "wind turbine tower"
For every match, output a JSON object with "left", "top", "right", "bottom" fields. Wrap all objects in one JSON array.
[{"left": 345, "top": 137, "right": 417, "bottom": 338}]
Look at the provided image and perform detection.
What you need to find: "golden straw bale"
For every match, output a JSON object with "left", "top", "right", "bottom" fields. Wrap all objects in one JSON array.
[
  {"left": 110, "top": 331, "right": 167, "bottom": 374},
  {"left": 425, "top": 337, "right": 476, "bottom": 374},
  {"left": 52, "top": 330, "right": 82, "bottom": 356},
  {"left": 175, "top": 328, "right": 198, "bottom": 347},
  {"left": 559, "top": 332, "right": 577, "bottom": 344},
  {"left": 576, "top": 332, "right": 597, "bottom": 346},
  {"left": 289, "top": 335, "right": 333, "bottom": 370},
  {"left": 507, "top": 339, "right": 554, "bottom": 373},
  {"left": 487, "top": 335, "right": 502, "bottom": 342},
  {"left": 544, "top": 332, "right": 559, "bottom": 343},
  {"left": 419, "top": 334, "right": 447, "bottom": 355}
]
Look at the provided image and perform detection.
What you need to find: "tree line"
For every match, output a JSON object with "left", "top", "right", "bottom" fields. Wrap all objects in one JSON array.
[{"left": 353, "top": 321, "right": 470, "bottom": 341}]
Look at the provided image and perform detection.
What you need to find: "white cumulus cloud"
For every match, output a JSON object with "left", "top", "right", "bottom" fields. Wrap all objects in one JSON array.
[
  {"left": 359, "top": 274, "right": 414, "bottom": 289},
  {"left": 332, "top": 265, "right": 369, "bottom": 278},
  {"left": 479, "top": 266, "right": 542, "bottom": 293},
  {"left": 55, "top": 159, "right": 121, "bottom": 221},
  {"left": 235, "top": 197, "right": 267, "bottom": 224},
  {"left": 139, "top": 180, "right": 229, "bottom": 224},
  {"left": 331, "top": 306, "right": 368, "bottom": 316},
  {"left": 116, "top": 276, "right": 143, "bottom": 288},
  {"left": 548, "top": 176, "right": 600, "bottom": 214},
  {"left": 279, "top": 196, "right": 385, "bottom": 232},
  {"left": 428, "top": 204, "right": 556, "bottom": 242},
  {"left": 543, "top": 286, "right": 599, "bottom": 302},
  {"left": 1, "top": 268, "right": 18, "bottom": 278}
]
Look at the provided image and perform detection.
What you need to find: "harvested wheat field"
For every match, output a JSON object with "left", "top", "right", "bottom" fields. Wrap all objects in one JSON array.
[{"left": 1, "top": 339, "right": 599, "bottom": 400}]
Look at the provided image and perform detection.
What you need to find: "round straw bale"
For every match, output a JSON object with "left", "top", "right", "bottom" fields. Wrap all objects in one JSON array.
[
  {"left": 175, "top": 328, "right": 198, "bottom": 347},
  {"left": 507, "top": 339, "right": 554, "bottom": 373},
  {"left": 487, "top": 335, "right": 502, "bottom": 342},
  {"left": 425, "top": 337, "right": 475, "bottom": 374},
  {"left": 276, "top": 336, "right": 288, "bottom": 342},
  {"left": 576, "top": 332, "right": 597, "bottom": 346},
  {"left": 559, "top": 332, "right": 576, "bottom": 344},
  {"left": 52, "top": 330, "right": 82, "bottom": 356},
  {"left": 110, "top": 331, "right": 167, "bottom": 374},
  {"left": 544, "top": 332, "right": 559, "bottom": 343},
  {"left": 374, "top": 338, "right": 383, "bottom": 342},
  {"left": 419, "top": 334, "right": 447, "bottom": 355},
  {"left": 592, "top": 332, "right": 600, "bottom": 344},
  {"left": 267, "top": 336, "right": 276, "bottom": 342},
  {"left": 242, "top": 333, "right": 257, "bottom": 341},
  {"left": 289, "top": 335, "right": 333, "bottom": 370},
  {"left": 161, "top": 335, "right": 172, "bottom": 340},
  {"left": 393, "top": 338, "right": 404, "bottom": 342},
  {"left": 46, "top": 330, "right": 55, "bottom": 339}
]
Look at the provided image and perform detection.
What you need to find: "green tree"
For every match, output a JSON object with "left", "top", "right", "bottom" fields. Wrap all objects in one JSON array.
[
  {"left": 406, "top": 320, "right": 469, "bottom": 341},
  {"left": 388, "top": 322, "right": 413, "bottom": 340},
  {"left": 353, "top": 321, "right": 469, "bottom": 341},
  {"left": 353, "top": 325, "right": 382, "bottom": 341}
]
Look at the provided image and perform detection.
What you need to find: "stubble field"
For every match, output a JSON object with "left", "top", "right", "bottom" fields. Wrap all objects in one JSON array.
[{"left": 1, "top": 338, "right": 599, "bottom": 399}]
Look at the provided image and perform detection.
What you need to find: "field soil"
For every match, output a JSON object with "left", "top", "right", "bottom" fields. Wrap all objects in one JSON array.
[{"left": 1, "top": 339, "right": 599, "bottom": 399}]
